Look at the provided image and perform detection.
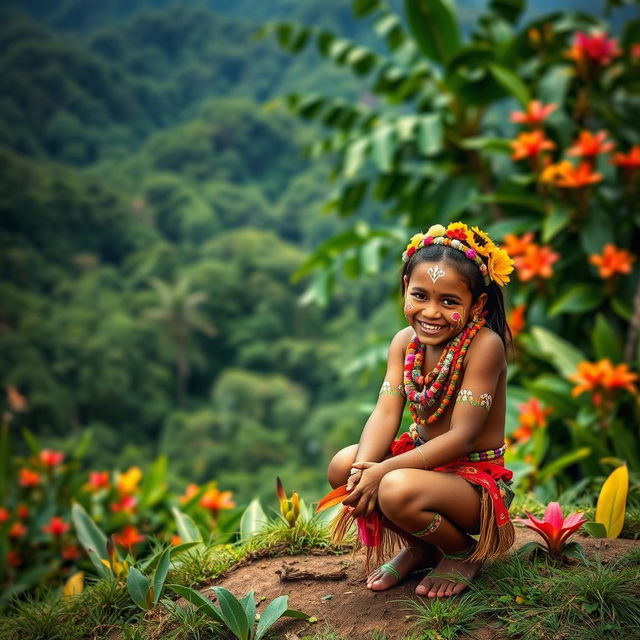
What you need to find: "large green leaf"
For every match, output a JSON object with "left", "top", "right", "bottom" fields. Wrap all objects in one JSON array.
[
  {"left": 241, "top": 592, "right": 257, "bottom": 638},
  {"left": 416, "top": 114, "right": 442, "bottom": 155},
  {"left": 404, "top": 0, "right": 461, "bottom": 65},
  {"left": 71, "top": 503, "right": 110, "bottom": 578},
  {"left": 127, "top": 566, "right": 152, "bottom": 610},
  {"left": 139, "top": 455, "right": 167, "bottom": 509},
  {"left": 239, "top": 499, "right": 269, "bottom": 542},
  {"left": 171, "top": 507, "right": 203, "bottom": 543},
  {"left": 537, "top": 447, "right": 592, "bottom": 483},
  {"left": 255, "top": 595, "right": 309, "bottom": 640},
  {"left": 371, "top": 124, "right": 395, "bottom": 172},
  {"left": 168, "top": 584, "right": 224, "bottom": 624},
  {"left": 212, "top": 586, "right": 251, "bottom": 640},
  {"left": 489, "top": 0, "right": 525, "bottom": 23},
  {"left": 591, "top": 314, "right": 623, "bottom": 362},
  {"left": 549, "top": 284, "right": 604, "bottom": 316},
  {"left": 542, "top": 203, "right": 572, "bottom": 242},
  {"left": 487, "top": 63, "right": 530, "bottom": 105},
  {"left": 152, "top": 547, "right": 172, "bottom": 606},
  {"left": 530, "top": 326, "right": 585, "bottom": 378}
]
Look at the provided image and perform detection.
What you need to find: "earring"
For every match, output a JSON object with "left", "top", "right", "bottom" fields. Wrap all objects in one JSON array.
[{"left": 472, "top": 313, "right": 480, "bottom": 322}]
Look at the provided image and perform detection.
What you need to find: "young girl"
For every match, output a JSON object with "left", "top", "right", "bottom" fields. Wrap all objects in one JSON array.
[{"left": 326, "top": 222, "right": 515, "bottom": 599}]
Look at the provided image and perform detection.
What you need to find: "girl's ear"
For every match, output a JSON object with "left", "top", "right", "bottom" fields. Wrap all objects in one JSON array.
[
  {"left": 402, "top": 275, "right": 409, "bottom": 294},
  {"left": 471, "top": 292, "right": 488, "bottom": 317}
]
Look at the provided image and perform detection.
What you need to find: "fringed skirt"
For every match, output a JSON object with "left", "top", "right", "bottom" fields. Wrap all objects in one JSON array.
[{"left": 331, "top": 432, "right": 516, "bottom": 570}]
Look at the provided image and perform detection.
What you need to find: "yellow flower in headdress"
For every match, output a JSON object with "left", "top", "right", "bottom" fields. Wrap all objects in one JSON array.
[
  {"left": 467, "top": 226, "right": 496, "bottom": 257},
  {"left": 487, "top": 247, "right": 515, "bottom": 286},
  {"left": 407, "top": 233, "right": 425, "bottom": 251},
  {"left": 426, "top": 224, "right": 446, "bottom": 237}
]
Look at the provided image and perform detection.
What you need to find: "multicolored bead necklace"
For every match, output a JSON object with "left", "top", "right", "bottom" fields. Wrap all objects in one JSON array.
[{"left": 403, "top": 317, "right": 486, "bottom": 426}]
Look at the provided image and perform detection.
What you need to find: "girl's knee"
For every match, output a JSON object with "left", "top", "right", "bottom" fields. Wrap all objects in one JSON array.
[
  {"left": 378, "top": 469, "right": 419, "bottom": 515},
  {"left": 327, "top": 444, "right": 358, "bottom": 488}
]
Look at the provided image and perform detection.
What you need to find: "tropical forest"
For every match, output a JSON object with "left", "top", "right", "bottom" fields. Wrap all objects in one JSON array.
[{"left": 0, "top": 0, "right": 639, "bottom": 639}]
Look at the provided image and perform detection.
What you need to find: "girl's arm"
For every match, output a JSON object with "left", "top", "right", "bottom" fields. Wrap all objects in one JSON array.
[
  {"left": 351, "top": 328, "right": 409, "bottom": 464},
  {"left": 347, "top": 330, "right": 505, "bottom": 516}
]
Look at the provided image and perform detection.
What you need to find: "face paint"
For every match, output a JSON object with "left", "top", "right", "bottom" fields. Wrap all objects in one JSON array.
[
  {"left": 427, "top": 265, "right": 445, "bottom": 283},
  {"left": 451, "top": 311, "right": 462, "bottom": 328},
  {"left": 404, "top": 303, "right": 413, "bottom": 315}
]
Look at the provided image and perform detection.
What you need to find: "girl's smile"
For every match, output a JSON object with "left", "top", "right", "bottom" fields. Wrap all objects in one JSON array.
[{"left": 403, "top": 261, "right": 485, "bottom": 346}]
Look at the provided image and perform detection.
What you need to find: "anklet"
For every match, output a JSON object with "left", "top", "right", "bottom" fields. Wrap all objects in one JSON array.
[
  {"left": 413, "top": 512, "right": 442, "bottom": 537},
  {"left": 379, "top": 562, "right": 401, "bottom": 580},
  {"left": 442, "top": 541, "right": 476, "bottom": 561}
]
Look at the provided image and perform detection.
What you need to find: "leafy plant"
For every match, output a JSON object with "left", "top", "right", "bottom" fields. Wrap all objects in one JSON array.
[
  {"left": 275, "top": 476, "right": 301, "bottom": 527},
  {"left": 168, "top": 585, "right": 309, "bottom": 640}
]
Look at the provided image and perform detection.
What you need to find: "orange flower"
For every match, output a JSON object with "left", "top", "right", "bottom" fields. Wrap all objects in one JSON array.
[
  {"left": 514, "top": 244, "right": 559, "bottom": 281},
  {"left": 541, "top": 161, "right": 602, "bottom": 188},
  {"left": 179, "top": 483, "right": 200, "bottom": 504},
  {"left": 6, "top": 385, "right": 28, "bottom": 412},
  {"left": 200, "top": 486, "right": 235, "bottom": 516},
  {"left": 0, "top": 507, "right": 9, "bottom": 524},
  {"left": 43, "top": 516, "right": 70, "bottom": 537},
  {"left": 512, "top": 398, "right": 552, "bottom": 443},
  {"left": 503, "top": 233, "right": 535, "bottom": 258},
  {"left": 19, "top": 468, "right": 40, "bottom": 487},
  {"left": 567, "top": 130, "right": 614, "bottom": 158},
  {"left": 9, "top": 521, "right": 27, "bottom": 538},
  {"left": 85, "top": 471, "right": 110, "bottom": 492},
  {"left": 510, "top": 100, "right": 556, "bottom": 126},
  {"left": 612, "top": 145, "right": 640, "bottom": 170},
  {"left": 566, "top": 31, "right": 621, "bottom": 66},
  {"left": 570, "top": 359, "right": 638, "bottom": 399},
  {"left": 589, "top": 244, "right": 635, "bottom": 279},
  {"left": 510, "top": 130, "right": 556, "bottom": 160},
  {"left": 507, "top": 304, "right": 526, "bottom": 339},
  {"left": 40, "top": 449, "right": 64, "bottom": 467},
  {"left": 171, "top": 535, "right": 181, "bottom": 546},
  {"left": 113, "top": 525, "right": 145, "bottom": 549}
]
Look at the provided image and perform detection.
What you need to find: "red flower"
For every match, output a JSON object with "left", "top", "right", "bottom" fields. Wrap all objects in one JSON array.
[
  {"left": 0, "top": 507, "right": 10, "bottom": 524},
  {"left": 612, "top": 145, "right": 640, "bottom": 170},
  {"left": 514, "top": 244, "right": 559, "bottom": 281},
  {"left": 9, "top": 521, "right": 27, "bottom": 538},
  {"left": 567, "top": 130, "right": 614, "bottom": 158},
  {"left": 517, "top": 502, "right": 586, "bottom": 557},
  {"left": 567, "top": 31, "right": 621, "bottom": 67},
  {"left": 110, "top": 494, "right": 137, "bottom": 514},
  {"left": 17, "top": 505, "right": 29, "bottom": 519},
  {"left": 86, "top": 471, "right": 110, "bottom": 492},
  {"left": 61, "top": 544, "right": 81, "bottom": 561},
  {"left": 632, "top": 43, "right": 640, "bottom": 61},
  {"left": 19, "top": 468, "right": 40, "bottom": 487},
  {"left": 445, "top": 227, "right": 469, "bottom": 242},
  {"left": 43, "top": 516, "right": 71, "bottom": 537},
  {"left": 113, "top": 525, "right": 145, "bottom": 549},
  {"left": 589, "top": 244, "right": 635, "bottom": 279},
  {"left": 7, "top": 550, "right": 21, "bottom": 567},
  {"left": 510, "top": 130, "right": 556, "bottom": 160},
  {"left": 510, "top": 100, "right": 556, "bottom": 126},
  {"left": 40, "top": 449, "right": 64, "bottom": 467}
]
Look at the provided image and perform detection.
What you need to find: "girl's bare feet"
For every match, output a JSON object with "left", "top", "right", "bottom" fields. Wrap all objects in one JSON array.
[
  {"left": 415, "top": 556, "right": 482, "bottom": 598},
  {"left": 366, "top": 545, "right": 438, "bottom": 591}
]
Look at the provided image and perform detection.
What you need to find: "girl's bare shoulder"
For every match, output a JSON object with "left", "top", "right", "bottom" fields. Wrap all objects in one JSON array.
[
  {"left": 468, "top": 327, "right": 506, "bottom": 366},
  {"left": 390, "top": 326, "right": 414, "bottom": 351}
]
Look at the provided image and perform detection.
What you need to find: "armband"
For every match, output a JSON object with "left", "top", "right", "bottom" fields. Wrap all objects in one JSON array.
[
  {"left": 456, "top": 389, "right": 492, "bottom": 411},
  {"left": 379, "top": 380, "right": 405, "bottom": 397}
]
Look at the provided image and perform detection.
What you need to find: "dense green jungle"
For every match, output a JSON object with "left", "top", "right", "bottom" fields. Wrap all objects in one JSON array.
[{"left": 0, "top": 0, "right": 636, "bottom": 511}]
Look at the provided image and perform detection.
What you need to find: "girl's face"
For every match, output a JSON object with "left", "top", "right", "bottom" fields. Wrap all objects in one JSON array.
[{"left": 403, "top": 260, "right": 487, "bottom": 346}]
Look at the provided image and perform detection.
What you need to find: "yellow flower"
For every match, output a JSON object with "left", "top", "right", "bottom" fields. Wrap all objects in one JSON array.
[
  {"left": 426, "top": 224, "right": 446, "bottom": 237},
  {"left": 407, "top": 233, "right": 425, "bottom": 251},
  {"left": 116, "top": 466, "right": 142, "bottom": 495},
  {"left": 487, "top": 247, "right": 514, "bottom": 286},
  {"left": 467, "top": 226, "right": 496, "bottom": 257}
]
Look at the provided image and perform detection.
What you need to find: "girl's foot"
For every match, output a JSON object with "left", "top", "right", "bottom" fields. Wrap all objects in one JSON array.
[
  {"left": 366, "top": 545, "right": 437, "bottom": 591},
  {"left": 415, "top": 556, "right": 481, "bottom": 598}
]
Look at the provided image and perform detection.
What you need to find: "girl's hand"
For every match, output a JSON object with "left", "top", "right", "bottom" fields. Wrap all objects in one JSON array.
[{"left": 342, "top": 461, "right": 384, "bottom": 518}]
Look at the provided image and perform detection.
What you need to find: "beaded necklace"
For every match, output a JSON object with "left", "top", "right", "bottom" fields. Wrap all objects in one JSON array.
[{"left": 403, "top": 317, "right": 485, "bottom": 426}]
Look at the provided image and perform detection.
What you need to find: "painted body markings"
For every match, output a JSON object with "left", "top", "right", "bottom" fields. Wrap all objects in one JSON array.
[
  {"left": 404, "top": 303, "right": 414, "bottom": 316},
  {"left": 427, "top": 265, "right": 445, "bottom": 283},
  {"left": 451, "top": 311, "right": 462, "bottom": 329},
  {"left": 379, "top": 380, "right": 406, "bottom": 397},
  {"left": 456, "top": 389, "right": 493, "bottom": 411}
]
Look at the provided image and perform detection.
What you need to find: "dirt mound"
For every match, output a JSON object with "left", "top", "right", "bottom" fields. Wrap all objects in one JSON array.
[{"left": 209, "top": 529, "right": 639, "bottom": 640}]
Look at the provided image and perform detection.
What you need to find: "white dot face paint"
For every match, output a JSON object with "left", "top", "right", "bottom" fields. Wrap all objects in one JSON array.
[{"left": 427, "top": 265, "right": 445, "bottom": 283}]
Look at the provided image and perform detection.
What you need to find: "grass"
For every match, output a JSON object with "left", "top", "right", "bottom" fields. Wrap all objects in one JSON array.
[{"left": 1, "top": 511, "right": 639, "bottom": 640}]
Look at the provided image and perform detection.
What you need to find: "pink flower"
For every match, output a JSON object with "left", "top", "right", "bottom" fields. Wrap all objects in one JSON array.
[
  {"left": 567, "top": 31, "right": 621, "bottom": 67},
  {"left": 517, "top": 502, "right": 586, "bottom": 556}
]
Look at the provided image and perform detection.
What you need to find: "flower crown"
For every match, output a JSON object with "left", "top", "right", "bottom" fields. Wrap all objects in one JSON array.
[{"left": 401, "top": 222, "right": 514, "bottom": 287}]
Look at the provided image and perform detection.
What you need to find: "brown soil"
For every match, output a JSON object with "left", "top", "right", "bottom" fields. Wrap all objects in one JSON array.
[{"left": 201, "top": 528, "right": 639, "bottom": 640}]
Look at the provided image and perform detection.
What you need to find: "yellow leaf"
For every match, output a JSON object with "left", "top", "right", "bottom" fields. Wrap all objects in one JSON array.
[
  {"left": 595, "top": 463, "right": 628, "bottom": 538},
  {"left": 63, "top": 572, "right": 84, "bottom": 597}
]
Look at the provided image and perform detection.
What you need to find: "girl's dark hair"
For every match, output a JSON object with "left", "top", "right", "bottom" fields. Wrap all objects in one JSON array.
[{"left": 401, "top": 245, "right": 512, "bottom": 348}]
